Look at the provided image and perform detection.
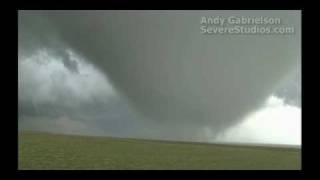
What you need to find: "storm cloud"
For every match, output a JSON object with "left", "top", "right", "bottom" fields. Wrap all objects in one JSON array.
[{"left": 18, "top": 10, "right": 301, "bottom": 144}]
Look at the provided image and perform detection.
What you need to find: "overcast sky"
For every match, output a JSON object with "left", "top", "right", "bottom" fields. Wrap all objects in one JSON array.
[{"left": 18, "top": 10, "right": 301, "bottom": 145}]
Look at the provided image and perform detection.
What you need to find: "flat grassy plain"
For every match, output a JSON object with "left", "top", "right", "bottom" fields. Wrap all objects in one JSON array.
[{"left": 18, "top": 131, "right": 301, "bottom": 170}]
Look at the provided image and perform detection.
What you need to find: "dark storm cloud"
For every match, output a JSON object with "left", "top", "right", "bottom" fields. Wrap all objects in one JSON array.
[
  {"left": 18, "top": 10, "right": 301, "bottom": 142},
  {"left": 18, "top": 53, "right": 144, "bottom": 137},
  {"left": 53, "top": 49, "right": 79, "bottom": 74}
]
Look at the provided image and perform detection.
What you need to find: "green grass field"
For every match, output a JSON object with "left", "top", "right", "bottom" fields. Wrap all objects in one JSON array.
[{"left": 18, "top": 131, "right": 301, "bottom": 170}]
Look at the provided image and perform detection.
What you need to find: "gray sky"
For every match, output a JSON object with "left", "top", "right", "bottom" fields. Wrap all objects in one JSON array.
[{"left": 18, "top": 10, "right": 301, "bottom": 145}]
